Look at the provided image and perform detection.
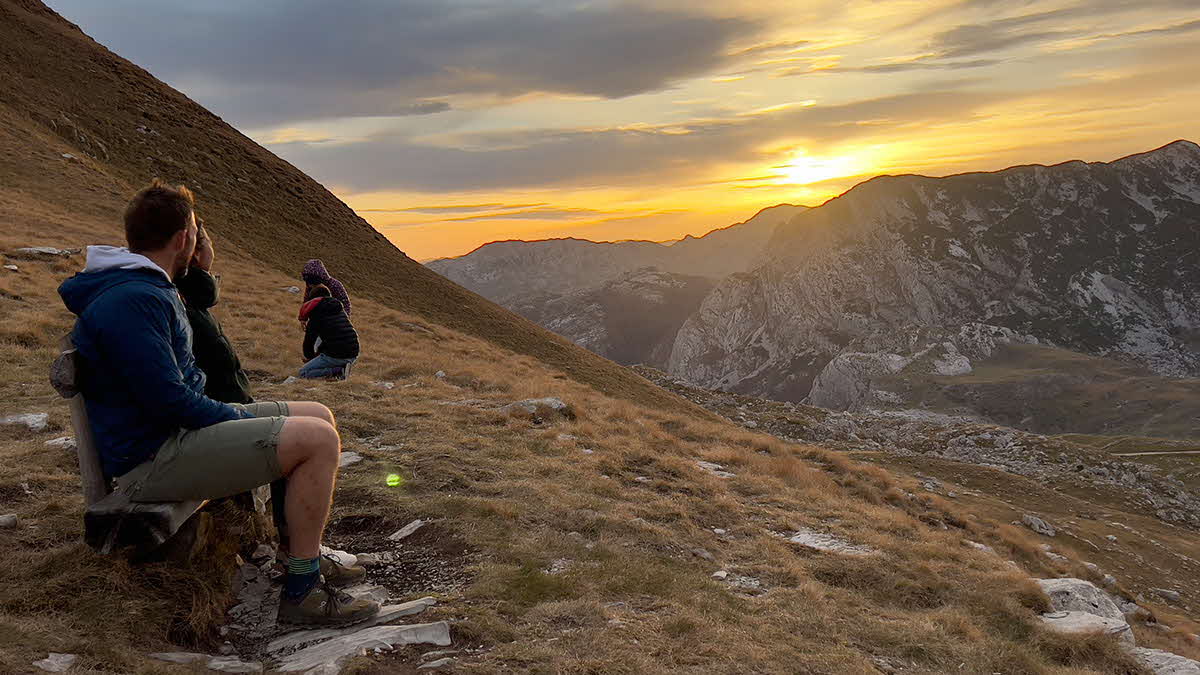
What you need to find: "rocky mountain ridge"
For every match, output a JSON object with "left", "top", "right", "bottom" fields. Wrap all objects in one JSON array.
[{"left": 673, "top": 141, "right": 1200, "bottom": 401}]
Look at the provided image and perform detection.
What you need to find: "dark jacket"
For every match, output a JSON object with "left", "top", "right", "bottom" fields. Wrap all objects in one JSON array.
[
  {"left": 58, "top": 246, "right": 254, "bottom": 478},
  {"left": 301, "top": 297, "right": 360, "bottom": 360},
  {"left": 176, "top": 267, "right": 253, "bottom": 404}
]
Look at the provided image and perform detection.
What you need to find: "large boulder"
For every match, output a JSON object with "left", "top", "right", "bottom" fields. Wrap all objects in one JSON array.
[
  {"left": 1131, "top": 647, "right": 1200, "bottom": 674},
  {"left": 808, "top": 352, "right": 909, "bottom": 411},
  {"left": 1039, "top": 611, "right": 1134, "bottom": 646},
  {"left": 1036, "top": 578, "right": 1123, "bottom": 620}
]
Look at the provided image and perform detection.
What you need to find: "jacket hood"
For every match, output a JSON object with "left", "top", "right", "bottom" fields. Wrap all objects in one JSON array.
[
  {"left": 59, "top": 246, "right": 174, "bottom": 316},
  {"left": 83, "top": 245, "right": 171, "bottom": 280},
  {"left": 302, "top": 258, "right": 331, "bottom": 283}
]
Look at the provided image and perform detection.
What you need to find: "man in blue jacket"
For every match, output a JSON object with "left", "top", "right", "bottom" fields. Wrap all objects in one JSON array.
[{"left": 59, "top": 180, "right": 379, "bottom": 626}]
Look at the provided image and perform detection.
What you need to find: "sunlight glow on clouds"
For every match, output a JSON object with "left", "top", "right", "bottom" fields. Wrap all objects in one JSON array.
[{"left": 44, "top": 0, "right": 1200, "bottom": 260}]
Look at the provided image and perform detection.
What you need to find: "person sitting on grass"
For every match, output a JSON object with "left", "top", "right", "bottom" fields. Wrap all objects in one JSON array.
[
  {"left": 298, "top": 283, "right": 360, "bottom": 380},
  {"left": 58, "top": 179, "right": 379, "bottom": 626}
]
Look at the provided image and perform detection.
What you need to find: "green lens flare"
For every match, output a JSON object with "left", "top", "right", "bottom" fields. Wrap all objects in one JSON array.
[{"left": 386, "top": 473, "right": 403, "bottom": 487}]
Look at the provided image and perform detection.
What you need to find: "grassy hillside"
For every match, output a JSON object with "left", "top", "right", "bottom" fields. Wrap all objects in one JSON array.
[
  {"left": 0, "top": 0, "right": 693, "bottom": 418},
  {"left": 0, "top": 0, "right": 1196, "bottom": 672}
]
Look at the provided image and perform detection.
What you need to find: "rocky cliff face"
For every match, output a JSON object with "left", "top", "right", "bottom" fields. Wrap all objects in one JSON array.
[{"left": 671, "top": 141, "right": 1200, "bottom": 401}]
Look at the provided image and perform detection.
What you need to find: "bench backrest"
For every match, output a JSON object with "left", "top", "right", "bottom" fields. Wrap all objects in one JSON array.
[{"left": 49, "top": 335, "right": 110, "bottom": 506}]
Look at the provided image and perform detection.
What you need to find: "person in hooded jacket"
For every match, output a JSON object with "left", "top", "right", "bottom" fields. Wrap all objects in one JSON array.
[
  {"left": 298, "top": 284, "right": 360, "bottom": 379},
  {"left": 300, "top": 258, "right": 351, "bottom": 316},
  {"left": 175, "top": 220, "right": 253, "bottom": 404}
]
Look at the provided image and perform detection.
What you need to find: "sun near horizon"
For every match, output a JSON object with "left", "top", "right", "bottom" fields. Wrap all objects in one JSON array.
[{"left": 46, "top": 0, "right": 1200, "bottom": 261}]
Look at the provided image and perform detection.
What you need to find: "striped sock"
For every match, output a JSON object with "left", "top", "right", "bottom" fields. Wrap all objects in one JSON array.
[{"left": 283, "top": 555, "right": 320, "bottom": 600}]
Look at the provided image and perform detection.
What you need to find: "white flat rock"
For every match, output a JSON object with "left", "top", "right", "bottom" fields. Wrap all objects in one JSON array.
[
  {"left": 1036, "top": 578, "right": 1123, "bottom": 620},
  {"left": 267, "top": 597, "right": 437, "bottom": 654},
  {"left": 338, "top": 451, "right": 363, "bottom": 468},
  {"left": 787, "top": 527, "right": 876, "bottom": 556},
  {"left": 696, "top": 461, "right": 736, "bottom": 478},
  {"left": 44, "top": 436, "right": 76, "bottom": 450},
  {"left": 1131, "top": 647, "right": 1200, "bottom": 674},
  {"left": 207, "top": 656, "right": 263, "bottom": 673},
  {"left": 33, "top": 653, "right": 77, "bottom": 672},
  {"left": 388, "top": 519, "right": 426, "bottom": 541},
  {"left": 0, "top": 412, "right": 48, "bottom": 432},
  {"left": 1039, "top": 611, "right": 1134, "bottom": 646},
  {"left": 275, "top": 622, "right": 451, "bottom": 672}
]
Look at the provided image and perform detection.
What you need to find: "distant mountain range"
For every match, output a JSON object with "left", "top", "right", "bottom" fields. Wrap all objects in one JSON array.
[
  {"left": 429, "top": 141, "right": 1200, "bottom": 411},
  {"left": 427, "top": 204, "right": 804, "bottom": 366}
]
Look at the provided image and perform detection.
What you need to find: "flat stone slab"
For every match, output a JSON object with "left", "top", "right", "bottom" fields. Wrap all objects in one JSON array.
[
  {"left": 45, "top": 436, "right": 76, "bottom": 450},
  {"left": 1039, "top": 611, "right": 1134, "bottom": 646},
  {"left": 696, "top": 460, "right": 736, "bottom": 478},
  {"left": 33, "top": 653, "right": 77, "bottom": 672},
  {"left": 1022, "top": 514, "right": 1057, "bottom": 537},
  {"left": 786, "top": 527, "right": 876, "bottom": 556},
  {"left": 1036, "top": 578, "right": 1123, "bottom": 620},
  {"left": 338, "top": 451, "right": 363, "bottom": 468},
  {"left": 1131, "top": 647, "right": 1200, "bottom": 674},
  {"left": 207, "top": 656, "right": 264, "bottom": 673},
  {"left": 275, "top": 622, "right": 452, "bottom": 672},
  {"left": 0, "top": 412, "right": 48, "bottom": 432},
  {"left": 266, "top": 597, "right": 437, "bottom": 655},
  {"left": 388, "top": 519, "right": 426, "bottom": 541}
]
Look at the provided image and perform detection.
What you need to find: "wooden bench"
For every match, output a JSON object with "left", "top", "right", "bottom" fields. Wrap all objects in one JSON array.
[{"left": 50, "top": 336, "right": 207, "bottom": 555}]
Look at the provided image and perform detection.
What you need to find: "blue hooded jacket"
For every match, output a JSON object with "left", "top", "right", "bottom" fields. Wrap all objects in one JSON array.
[{"left": 58, "top": 246, "right": 254, "bottom": 478}]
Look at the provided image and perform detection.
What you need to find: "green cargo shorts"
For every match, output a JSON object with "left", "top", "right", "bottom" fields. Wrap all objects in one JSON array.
[{"left": 117, "top": 401, "right": 290, "bottom": 502}]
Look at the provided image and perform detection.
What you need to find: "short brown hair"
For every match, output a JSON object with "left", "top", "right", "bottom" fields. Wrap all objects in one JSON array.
[{"left": 124, "top": 179, "right": 195, "bottom": 252}]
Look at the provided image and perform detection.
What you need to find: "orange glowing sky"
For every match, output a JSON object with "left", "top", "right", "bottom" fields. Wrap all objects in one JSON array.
[{"left": 49, "top": 0, "right": 1200, "bottom": 260}]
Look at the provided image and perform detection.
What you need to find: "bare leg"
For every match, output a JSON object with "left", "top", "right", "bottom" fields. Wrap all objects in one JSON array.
[
  {"left": 284, "top": 401, "right": 336, "bottom": 428},
  {"left": 275, "top": 416, "right": 340, "bottom": 558}
]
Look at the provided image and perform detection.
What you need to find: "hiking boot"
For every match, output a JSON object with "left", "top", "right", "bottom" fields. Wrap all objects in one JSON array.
[
  {"left": 320, "top": 553, "right": 367, "bottom": 587},
  {"left": 278, "top": 580, "right": 381, "bottom": 626}
]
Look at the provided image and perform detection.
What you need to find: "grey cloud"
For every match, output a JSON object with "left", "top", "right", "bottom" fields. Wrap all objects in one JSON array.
[
  {"left": 46, "top": 0, "right": 758, "bottom": 126},
  {"left": 273, "top": 89, "right": 1004, "bottom": 193}
]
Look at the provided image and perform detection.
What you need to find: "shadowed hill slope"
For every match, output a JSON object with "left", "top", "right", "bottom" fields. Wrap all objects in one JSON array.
[{"left": 0, "top": 0, "right": 693, "bottom": 414}]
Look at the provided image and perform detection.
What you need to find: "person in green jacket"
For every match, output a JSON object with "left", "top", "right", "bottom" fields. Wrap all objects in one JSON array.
[{"left": 176, "top": 220, "right": 253, "bottom": 404}]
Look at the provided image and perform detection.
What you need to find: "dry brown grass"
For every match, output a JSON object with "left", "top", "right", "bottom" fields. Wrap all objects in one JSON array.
[{"left": 0, "top": 196, "right": 1166, "bottom": 672}]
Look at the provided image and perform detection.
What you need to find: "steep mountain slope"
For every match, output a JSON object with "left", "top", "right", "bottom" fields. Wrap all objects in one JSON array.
[
  {"left": 0, "top": 0, "right": 689, "bottom": 414},
  {"left": 672, "top": 142, "right": 1200, "bottom": 400},
  {"left": 427, "top": 203, "right": 805, "bottom": 305}
]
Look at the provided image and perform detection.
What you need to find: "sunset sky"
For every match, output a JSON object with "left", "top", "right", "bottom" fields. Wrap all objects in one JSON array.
[{"left": 47, "top": 0, "right": 1200, "bottom": 261}]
